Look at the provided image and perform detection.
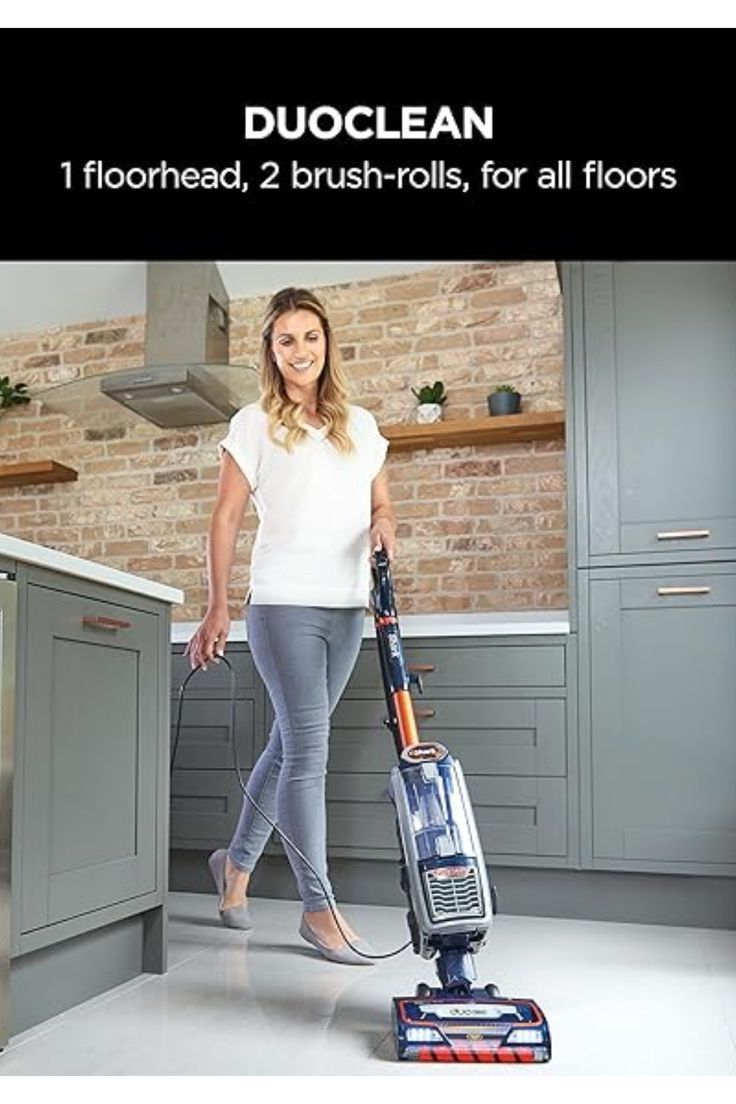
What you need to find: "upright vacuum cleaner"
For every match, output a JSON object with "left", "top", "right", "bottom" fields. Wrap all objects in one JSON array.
[{"left": 371, "top": 549, "right": 551, "bottom": 1063}]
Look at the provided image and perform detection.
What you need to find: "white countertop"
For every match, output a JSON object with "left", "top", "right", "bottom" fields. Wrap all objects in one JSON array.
[
  {"left": 0, "top": 532, "right": 184, "bottom": 606},
  {"left": 172, "top": 609, "right": 569, "bottom": 643}
]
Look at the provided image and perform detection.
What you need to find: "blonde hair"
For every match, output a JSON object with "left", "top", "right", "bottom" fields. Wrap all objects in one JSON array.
[{"left": 258, "top": 287, "right": 354, "bottom": 454}]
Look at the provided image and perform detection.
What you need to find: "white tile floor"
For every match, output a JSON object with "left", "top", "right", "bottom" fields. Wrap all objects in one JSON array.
[{"left": 1, "top": 892, "right": 735, "bottom": 1076}]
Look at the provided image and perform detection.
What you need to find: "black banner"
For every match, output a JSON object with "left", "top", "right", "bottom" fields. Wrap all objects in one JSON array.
[{"left": 2, "top": 29, "right": 733, "bottom": 259}]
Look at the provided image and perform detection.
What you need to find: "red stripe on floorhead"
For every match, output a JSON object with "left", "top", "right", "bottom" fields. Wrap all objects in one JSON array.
[
  {"left": 451, "top": 1045, "right": 476, "bottom": 1062},
  {"left": 497, "top": 1048, "right": 518, "bottom": 1062}
]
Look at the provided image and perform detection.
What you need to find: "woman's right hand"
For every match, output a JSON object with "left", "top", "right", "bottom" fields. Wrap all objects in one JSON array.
[{"left": 183, "top": 606, "right": 230, "bottom": 671}]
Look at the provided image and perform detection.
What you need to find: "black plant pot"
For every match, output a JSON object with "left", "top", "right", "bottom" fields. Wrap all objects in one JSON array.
[{"left": 488, "top": 391, "right": 521, "bottom": 415}]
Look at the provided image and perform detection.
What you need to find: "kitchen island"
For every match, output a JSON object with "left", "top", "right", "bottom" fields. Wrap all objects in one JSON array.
[{"left": 0, "top": 533, "right": 183, "bottom": 1048}]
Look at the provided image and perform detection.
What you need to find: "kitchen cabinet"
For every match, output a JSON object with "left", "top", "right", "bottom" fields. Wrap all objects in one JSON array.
[
  {"left": 169, "top": 634, "right": 577, "bottom": 871},
  {"left": 0, "top": 535, "right": 180, "bottom": 1046},
  {"left": 572, "top": 261, "right": 736, "bottom": 567},
  {"left": 583, "top": 564, "right": 736, "bottom": 875},
  {"left": 563, "top": 261, "right": 736, "bottom": 881},
  {"left": 326, "top": 637, "right": 575, "bottom": 868},
  {"left": 0, "top": 566, "right": 17, "bottom": 1050},
  {"left": 169, "top": 646, "right": 263, "bottom": 850},
  {"left": 19, "top": 582, "right": 160, "bottom": 932}
]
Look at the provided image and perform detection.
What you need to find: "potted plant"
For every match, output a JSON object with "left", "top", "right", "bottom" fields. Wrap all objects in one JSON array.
[
  {"left": 411, "top": 380, "right": 447, "bottom": 424},
  {"left": 0, "top": 376, "right": 31, "bottom": 412},
  {"left": 487, "top": 383, "right": 521, "bottom": 416}
]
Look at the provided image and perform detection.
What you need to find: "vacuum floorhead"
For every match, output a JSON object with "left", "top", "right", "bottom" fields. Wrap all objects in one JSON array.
[{"left": 392, "top": 989, "right": 551, "bottom": 1063}]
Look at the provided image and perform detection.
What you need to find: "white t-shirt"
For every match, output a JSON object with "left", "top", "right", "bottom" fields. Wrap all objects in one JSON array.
[{"left": 217, "top": 401, "right": 389, "bottom": 608}]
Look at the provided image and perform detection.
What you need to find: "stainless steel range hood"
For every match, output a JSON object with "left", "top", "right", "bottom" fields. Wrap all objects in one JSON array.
[
  {"left": 37, "top": 263, "right": 259, "bottom": 430},
  {"left": 101, "top": 263, "right": 242, "bottom": 428}
]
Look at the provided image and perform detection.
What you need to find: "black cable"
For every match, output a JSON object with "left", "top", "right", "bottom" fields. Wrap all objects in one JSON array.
[{"left": 171, "top": 653, "right": 411, "bottom": 961}]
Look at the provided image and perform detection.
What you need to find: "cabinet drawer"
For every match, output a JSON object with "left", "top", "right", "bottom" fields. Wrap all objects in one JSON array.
[
  {"left": 35, "top": 584, "right": 156, "bottom": 652},
  {"left": 330, "top": 698, "right": 566, "bottom": 776},
  {"left": 348, "top": 643, "right": 565, "bottom": 691},
  {"left": 171, "top": 646, "right": 255, "bottom": 695},
  {"left": 326, "top": 774, "right": 395, "bottom": 854},
  {"left": 170, "top": 769, "right": 249, "bottom": 849},
  {"left": 468, "top": 777, "right": 567, "bottom": 858},
  {"left": 170, "top": 699, "right": 255, "bottom": 770},
  {"left": 326, "top": 774, "right": 567, "bottom": 859},
  {"left": 621, "top": 519, "right": 736, "bottom": 558},
  {"left": 620, "top": 573, "right": 736, "bottom": 610}
]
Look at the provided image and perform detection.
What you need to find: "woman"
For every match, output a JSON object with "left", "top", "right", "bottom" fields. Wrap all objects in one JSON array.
[{"left": 185, "top": 287, "right": 396, "bottom": 965}]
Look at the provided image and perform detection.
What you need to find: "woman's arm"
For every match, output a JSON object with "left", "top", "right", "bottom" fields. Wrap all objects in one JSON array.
[
  {"left": 369, "top": 466, "right": 397, "bottom": 560},
  {"left": 207, "top": 452, "right": 252, "bottom": 610}
]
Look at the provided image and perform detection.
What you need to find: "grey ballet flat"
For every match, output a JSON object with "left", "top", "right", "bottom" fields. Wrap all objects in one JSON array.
[
  {"left": 299, "top": 915, "right": 375, "bottom": 966},
  {"left": 208, "top": 848, "right": 254, "bottom": 931}
]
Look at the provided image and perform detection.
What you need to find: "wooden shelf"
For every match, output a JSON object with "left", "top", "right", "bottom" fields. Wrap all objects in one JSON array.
[
  {"left": 383, "top": 410, "right": 565, "bottom": 452},
  {"left": 0, "top": 461, "right": 78, "bottom": 487},
  {"left": 0, "top": 415, "right": 564, "bottom": 485}
]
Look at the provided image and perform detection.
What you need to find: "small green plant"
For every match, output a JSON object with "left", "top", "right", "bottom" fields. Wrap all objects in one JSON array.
[
  {"left": 0, "top": 376, "right": 31, "bottom": 410},
  {"left": 411, "top": 380, "right": 447, "bottom": 405},
  {"left": 492, "top": 383, "right": 520, "bottom": 394}
]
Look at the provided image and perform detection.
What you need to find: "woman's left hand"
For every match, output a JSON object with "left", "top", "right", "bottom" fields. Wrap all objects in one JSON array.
[{"left": 370, "top": 518, "right": 397, "bottom": 561}]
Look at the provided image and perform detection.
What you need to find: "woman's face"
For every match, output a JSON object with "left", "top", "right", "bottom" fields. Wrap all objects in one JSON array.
[{"left": 270, "top": 308, "right": 327, "bottom": 395}]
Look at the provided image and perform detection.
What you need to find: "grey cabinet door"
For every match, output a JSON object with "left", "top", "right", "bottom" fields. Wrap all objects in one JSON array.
[
  {"left": 589, "top": 570, "right": 736, "bottom": 873},
  {"left": 330, "top": 696, "right": 566, "bottom": 776},
  {"left": 170, "top": 768, "right": 252, "bottom": 849},
  {"left": 582, "top": 262, "right": 736, "bottom": 563},
  {"left": 21, "top": 585, "right": 160, "bottom": 931},
  {"left": 326, "top": 773, "right": 567, "bottom": 861},
  {"left": 326, "top": 638, "right": 571, "bottom": 865},
  {"left": 169, "top": 641, "right": 265, "bottom": 849},
  {"left": 171, "top": 646, "right": 255, "bottom": 697},
  {"left": 169, "top": 698, "right": 255, "bottom": 771},
  {"left": 349, "top": 642, "right": 565, "bottom": 690}
]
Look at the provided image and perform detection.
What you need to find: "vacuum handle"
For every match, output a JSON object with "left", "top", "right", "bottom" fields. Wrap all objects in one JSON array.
[
  {"left": 370, "top": 547, "right": 395, "bottom": 617},
  {"left": 370, "top": 548, "right": 421, "bottom": 754}
]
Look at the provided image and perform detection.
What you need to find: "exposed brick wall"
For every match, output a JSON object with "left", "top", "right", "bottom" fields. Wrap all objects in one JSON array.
[{"left": 0, "top": 262, "right": 566, "bottom": 619}]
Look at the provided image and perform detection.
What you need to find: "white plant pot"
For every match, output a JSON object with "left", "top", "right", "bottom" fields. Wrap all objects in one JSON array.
[{"left": 416, "top": 402, "right": 443, "bottom": 424}]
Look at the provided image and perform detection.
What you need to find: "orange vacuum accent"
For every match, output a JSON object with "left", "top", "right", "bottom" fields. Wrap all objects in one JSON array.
[{"left": 394, "top": 689, "right": 419, "bottom": 747}]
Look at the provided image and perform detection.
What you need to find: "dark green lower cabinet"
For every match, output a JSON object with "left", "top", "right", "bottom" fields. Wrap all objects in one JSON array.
[
  {"left": 170, "top": 636, "right": 575, "bottom": 871},
  {"left": 170, "top": 769, "right": 251, "bottom": 849},
  {"left": 4, "top": 562, "right": 172, "bottom": 1043},
  {"left": 588, "top": 568, "right": 736, "bottom": 875},
  {"left": 326, "top": 674, "right": 571, "bottom": 864},
  {"left": 20, "top": 584, "right": 160, "bottom": 933},
  {"left": 330, "top": 695, "right": 566, "bottom": 776},
  {"left": 168, "top": 644, "right": 263, "bottom": 852},
  {"left": 325, "top": 774, "right": 567, "bottom": 861}
]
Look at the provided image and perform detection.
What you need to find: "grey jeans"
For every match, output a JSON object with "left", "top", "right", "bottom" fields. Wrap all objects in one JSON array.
[{"left": 227, "top": 604, "right": 365, "bottom": 911}]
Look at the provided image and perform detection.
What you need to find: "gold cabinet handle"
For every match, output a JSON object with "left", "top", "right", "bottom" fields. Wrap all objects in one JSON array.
[
  {"left": 656, "top": 586, "right": 712, "bottom": 596},
  {"left": 656, "top": 529, "right": 711, "bottom": 540},
  {"left": 409, "top": 664, "right": 435, "bottom": 673},
  {"left": 414, "top": 709, "right": 436, "bottom": 719},
  {"left": 81, "top": 615, "right": 132, "bottom": 630}
]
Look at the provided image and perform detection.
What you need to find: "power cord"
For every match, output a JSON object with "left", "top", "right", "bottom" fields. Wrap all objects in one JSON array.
[{"left": 170, "top": 653, "right": 412, "bottom": 961}]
